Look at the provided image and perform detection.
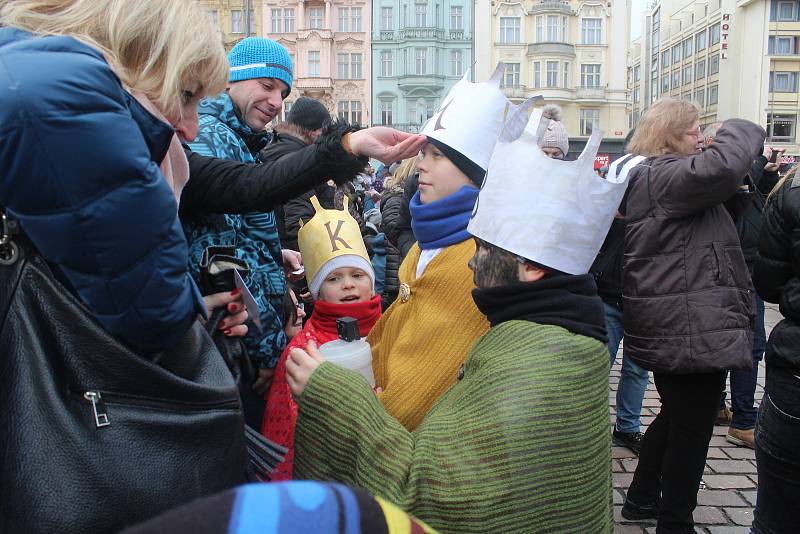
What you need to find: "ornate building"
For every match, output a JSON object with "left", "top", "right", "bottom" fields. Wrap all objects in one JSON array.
[
  {"left": 197, "top": 0, "right": 262, "bottom": 50},
  {"left": 263, "top": 0, "right": 371, "bottom": 124},
  {"left": 371, "top": 0, "right": 474, "bottom": 130},
  {"left": 474, "top": 0, "right": 630, "bottom": 158}
]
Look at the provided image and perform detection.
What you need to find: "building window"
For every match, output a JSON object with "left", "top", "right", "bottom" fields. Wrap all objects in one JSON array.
[
  {"left": 380, "top": 100, "right": 393, "bottom": 125},
  {"left": 547, "top": 15, "right": 559, "bottom": 41},
  {"left": 415, "top": 3, "right": 426, "bottom": 27},
  {"left": 771, "top": 71, "right": 800, "bottom": 92},
  {"left": 662, "top": 74, "right": 669, "bottom": 93},
  {"left": 672, "top": 44, "right": 681, "bottom": 64},
  {"left": 337, "top": 53, "right": 349, "bottom": 78},
  {"left": 563, "top": 61, "right": 570, "bottom": 87},
  {"left": 308, "top": 50, "right": 320, "bottom": 77},
  {"left": 415, "top": 48, "right": 427, "bottom": 74},
  {"left": 671, "top": 71, "right": 680, "bottom": 89},
  {"left": 776, "top": 1, "right": 798, "bottom": 21},
  {"left": 207, "top": 10, "right": 219, "bottom": 28},
  {"left": 380, "top": 51, "right": 393, "bottom": 77},
  {"left": 695, "top": 59, "right": 706, "bottom": 79},
  {"left": 381, "top": 7, "right": 393, "bottom": 30},
  {"left": 634, "top": 65, "right": 641, "bottom": 81},
  {"left": 503, "top": 62, "right": 520, "bottom": 87},
  {"left": 500, "top": 17, "right": 520, "bottom": 44},
  {"left": 351, "top": 53, "right": 362, "bottom": 79},
  {"left": 694, "top": 88, "right": 705, "bottom": 107},
  {"left": 580, "top": 63, "right": 601, "bottom": 87},
  {"left": 682, "top": 65, "right": 692, "bottom": 85},
  {"left": 351, "top": 7, "right": 362, "bottom": 31},
  {"left": 338, "top": 101, "right": 349, "bottom": 121},
  {"left": 271, "top": 9, "right": 281, "bottom": 32},
  {"left": 338, "top": 8, "right": 349, "bottom": 31},
  {"left": 696, "top": 30, "right": 707, "bottom": 51},
  {"left": 284, "top": 9, "right": 295, "bottom": 32},
  {"left": 683, "top": 37, "right": 693, "bottom": 58},
  {"left": 451, "top": 6, "right": 463, "bottom": 30},
  {"left": 451, "top": 50, "right": 464, "bottom": 76},
  {"left": 533, "top": 61, "right": 541, "bottom": 88},
  {"left": 247, "top": 10, "right": 255, "bottom": 33},
  {"left": 536, "top": 16, "right": 543, "bottom": 42},
  {"left": 231, "top": 10, "right": 243, "bottom": 33},
  {"left": 769, "top": 36, "right": 798, "bottom": 55},
  {"left": 767, "top": 113, "right": 796, "bottom": 141},
  {"left": 634, "top": 87, "right": 640, "bottom": 103},
  {"left": 709, "top": 53, "right": 720, "bottom": 74},
  {"left": 351, "top": 101, "right": 362, "bottom": 124},
  {"left": 581, "top": 18, "right": 602, "bottom": 45},
  {"left": 661, "top": 50, "right": 670, "bottom": 69},
  {"left": 708, "top": 84, "right": 719, "bottom": 105},
  {"left": 579, "top": 109, "right": 600, "bottom": 135},
  {"left": 710, "top": 23, "right": 720, "bottom": 45},
  {"left": 546, "top": 60, "right": 559, "bottom": 87},
  {"left": 310, "top": 8, "right": 324, "bottom": 29}
]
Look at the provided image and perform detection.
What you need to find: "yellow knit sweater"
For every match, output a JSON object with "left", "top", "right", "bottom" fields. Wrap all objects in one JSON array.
[{"left": 368, "top": 239, "right": 490, "bottom": 430}]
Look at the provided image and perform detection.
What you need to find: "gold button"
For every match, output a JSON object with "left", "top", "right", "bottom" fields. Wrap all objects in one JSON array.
[{"left": 399, "top": 283, "right": 411, "bottom": 303}]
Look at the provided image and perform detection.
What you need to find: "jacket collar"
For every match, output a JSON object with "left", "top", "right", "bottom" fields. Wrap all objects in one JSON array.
[{"left": 198, "top": 92, "right": 271, "bottom": 155}]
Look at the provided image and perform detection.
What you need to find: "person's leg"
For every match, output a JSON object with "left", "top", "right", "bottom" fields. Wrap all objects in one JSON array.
[
  {"left": 655, "top": 372, "right": 726, "bottom": 534},
  {"left": 604, "top": 302, "right": 624, "bottom": 367},
  {"left": 752, "top": 372, "right": 800, "bottom": 534},
  {"left": 616, "top": 355, "right": 649, "bottom": 434},
  {"left": 729, "top": 295, "right": 765, "bottom": 438}
]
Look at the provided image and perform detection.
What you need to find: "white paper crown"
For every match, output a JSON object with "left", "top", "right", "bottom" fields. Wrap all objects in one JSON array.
[
  {"left": 467, "top": 107, "right": 644, "bottom": 275},
  {"left": 421, "top": 63, "right": 515, "bottom": 171}
]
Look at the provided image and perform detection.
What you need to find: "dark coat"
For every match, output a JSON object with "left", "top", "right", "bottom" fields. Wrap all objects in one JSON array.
[
  {"left": 379, "top": 187, "right": 405, "bottom": 308},
  {"left": 383, "top": 175, "right": 418, "bottom": 259},
  {"left": 753, "top": 173, "right": 800, "bottom": 376},
  {"left": 735, "top": 156, "right": 779, "bottom": 271},
  {"left": 0, "top": 28, "right": 204, "bottom": 353},
  {"left": 622, "top": 119, "right": 766, "bottom": 374}
]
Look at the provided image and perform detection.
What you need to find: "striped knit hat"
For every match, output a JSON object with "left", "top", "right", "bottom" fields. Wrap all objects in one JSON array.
[{"left": 228, "top": 37, "right": 293, "bottom": 96}]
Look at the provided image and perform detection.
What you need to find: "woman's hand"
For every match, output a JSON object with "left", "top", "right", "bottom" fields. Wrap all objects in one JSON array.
[
  {"left": 203, "top": 290, "right": 248, "bottom": 337},
  {"left": 282, "top": 249, "right": 304, "bottom": 282},
  {"left": 347, "top": 127, "right": 427, "bottom": 164},
  {"left": 286, "top": 339, "right": 325, "bottom": 397}
]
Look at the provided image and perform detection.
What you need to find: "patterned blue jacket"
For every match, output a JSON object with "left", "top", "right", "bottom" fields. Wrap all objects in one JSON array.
[{"left": 184, "top": 93, "right": 286, "bottom": 368}]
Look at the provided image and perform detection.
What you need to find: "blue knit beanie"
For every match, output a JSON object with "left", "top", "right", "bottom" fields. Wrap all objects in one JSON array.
[{"left": 228, "top": 37, "right": 293, "bottom": 97}]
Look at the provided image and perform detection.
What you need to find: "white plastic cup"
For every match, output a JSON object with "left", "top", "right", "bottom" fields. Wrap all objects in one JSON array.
[{"left": 318, "top": 339, "right": 375, "bottom": 387}]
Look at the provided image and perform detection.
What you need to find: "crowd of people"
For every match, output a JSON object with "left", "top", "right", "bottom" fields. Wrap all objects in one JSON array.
[{"left": 1, "top": 1, "right": 798, "bottom": 534}]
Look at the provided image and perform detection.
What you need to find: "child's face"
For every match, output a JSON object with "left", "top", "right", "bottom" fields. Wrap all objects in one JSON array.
[
  {"left": 317, "top": 267, "right": 373, "bottom": 303},
  {"left": 416, "top": 142, "right": 474, "bottom": 204}
]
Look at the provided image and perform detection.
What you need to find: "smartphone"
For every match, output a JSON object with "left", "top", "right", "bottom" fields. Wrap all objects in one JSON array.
[{"left": 769, "top": 151, "right": 779, "bottom": 164}]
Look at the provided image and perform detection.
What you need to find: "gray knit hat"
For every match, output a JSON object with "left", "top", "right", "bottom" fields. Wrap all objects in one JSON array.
[
  {"left": 538, "top": 104, "right": 569, "bottom": 157},
  {"left": 287, "top": 97, "right": 330, "bottom": 131}
]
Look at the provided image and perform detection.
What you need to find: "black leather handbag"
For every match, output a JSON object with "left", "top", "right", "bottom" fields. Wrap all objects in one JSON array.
[{"left": 0, "top": 215, "right": 249, "bottom": 534}]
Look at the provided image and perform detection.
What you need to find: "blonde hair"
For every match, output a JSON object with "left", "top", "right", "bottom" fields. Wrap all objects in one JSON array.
[
  {"left": 384, "top": 157, "right": 418, "bottom": 190},
  {"left": 0, "top": 0, "right": 228, "bottom": 118},
  {"left": 767, "top": 166, "right": 795, "bottom": 203},
  {"left": 628, "top": 98, "right": 700, "bottom": 156}
]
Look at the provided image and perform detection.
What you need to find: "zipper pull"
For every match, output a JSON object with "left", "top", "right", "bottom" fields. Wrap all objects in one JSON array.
[{"left": 83, "top": 391, "right": 110, "bottom": 428}]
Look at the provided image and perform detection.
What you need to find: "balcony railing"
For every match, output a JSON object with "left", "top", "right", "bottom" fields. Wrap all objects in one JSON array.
[
  {"left": 502, "top": 86, "right": 526, "bottom": 99},
  {"left": 527, "top": 42, "right": 575, "bottom": 56},
  {"left": 531, "top": 1, "right": 574, "bottom": 15},
  {"left": 377, "top": 31, "right": 395, "bottom": 41},
  {"left": 449, "top": 30, "right": 466, "bottom": 40},
  {"left": 576, "top": 86, "right": 606, "bottom": 99},
  {"left": 398, "top": 27, "right": 445, "bottom": 40},
  {"left": 294, "top": 77, "right": 334, "bottom": 91}
]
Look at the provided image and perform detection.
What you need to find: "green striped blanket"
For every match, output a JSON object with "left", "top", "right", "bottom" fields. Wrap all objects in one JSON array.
[{"left": 295, "top": 320, "right": 613, "bottom": 533}]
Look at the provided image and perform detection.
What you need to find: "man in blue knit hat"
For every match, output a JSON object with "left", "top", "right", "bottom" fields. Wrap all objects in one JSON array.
[{"left": 183, "top": 37, "right": 298, "bottom": 428}]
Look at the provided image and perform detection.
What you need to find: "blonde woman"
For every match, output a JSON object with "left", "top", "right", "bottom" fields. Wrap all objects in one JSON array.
[{"left": 619, "top": 98, "right": 765, "bottom": 533}]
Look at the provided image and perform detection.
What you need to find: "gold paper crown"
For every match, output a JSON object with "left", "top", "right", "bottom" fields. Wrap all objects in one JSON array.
[{"left": 298, "top": 196, "right": 371, "bottom": 289}]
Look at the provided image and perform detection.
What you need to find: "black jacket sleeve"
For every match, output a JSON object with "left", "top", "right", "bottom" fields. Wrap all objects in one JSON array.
[
  {"left": 282, "top": 190, "right": 318, "bottom": 251},
  {"left": 180, "top": 121, "right": 367, "bottom": 217},
  {"left": 387, "top": 174, "right": 418, "bottom": 258}
]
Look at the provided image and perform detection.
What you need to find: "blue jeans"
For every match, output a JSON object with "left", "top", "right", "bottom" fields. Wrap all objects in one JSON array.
[
  {"left": 604, "top": 302, "right": 649, "bottom": 434},
  {"left": 720, "top": 294, "right": 766, "bottom": 429}
]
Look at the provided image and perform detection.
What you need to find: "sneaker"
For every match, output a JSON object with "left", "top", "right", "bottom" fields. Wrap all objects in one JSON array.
[
  {"left": 727, "top": 427, "right": 755, "bottom": 449},
  {"left": 613, "top": 429, "right": 643, "bottom": 456},
  {"left": 715, "top": 406, "right": 732, "bottom": 426},
  {"left": 621, "top": 498, "right": 659, "bottom": 521}
]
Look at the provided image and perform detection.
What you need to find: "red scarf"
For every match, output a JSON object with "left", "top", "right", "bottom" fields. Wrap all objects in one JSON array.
[{"left": 262, "top": 295, "right": 381, "bottom": 480}]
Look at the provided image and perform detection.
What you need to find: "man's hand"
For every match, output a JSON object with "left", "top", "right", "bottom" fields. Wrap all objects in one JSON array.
[
  {"left": 347, "top": 127, "right": 427, "bottom": 164},
  {"left": 252, "top": 368, "right": 274, "bottom": 396},
  {"left": 764, "top": 146, "right": 784, "bottom": 173},
  {"left": 286, "top": 339, "right": 325, "bottom": 398},
  {"left": 282, "top": 249, "right": 304, "bottom": 282}
]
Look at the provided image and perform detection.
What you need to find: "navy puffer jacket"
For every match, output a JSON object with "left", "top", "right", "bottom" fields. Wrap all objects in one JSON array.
[{"left": 0, "top": 28, "right": 205, "bottom": 353}]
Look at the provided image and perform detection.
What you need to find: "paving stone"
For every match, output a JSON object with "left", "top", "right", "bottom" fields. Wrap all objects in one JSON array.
[
  {"left": 613, "top": 489, "right": 625, "bottom": 505},
  {"left": 693, "top": 506, "right": 727, "bottom": 524},
  {"left": 696, "top": 490, "right": 748, "bottom": 507},
  {"left": 612, "top": 459, "right": 625, "bottom": 472},
  {"left": 702, "top": 475, "right": 756, "bottom": 489},
  {"left": 712, "top": 426, "right": 727, "bottom": 435},
  {"left": 706, "top": 460, "right": 758, "bottom": 474},
  {"left": 724, "top": 447, "right": 755, "bottom": 460},
  {"left": 619, "top": 457, "right": 639, "bottom": 472},
  {"left": 705, "top": 527, "right": 751, "bottom": 534},
  {"left": 642, "top": 397, "right": 662, "bottom": 407},
  {"left": 614, "top": 524, "right": 646, "bottom": 533},
  {"left": 739, "top": 490, "right": 758, "bottom": 507},
  {"left": 725, "top": 507, "right": 754, "bottom": 527},
  {"left": 612, "top": 446, "right": 637, "bottom": 459},
  {"left": 706, "top": 447, "right": 729, "bottom": 459},
  {"left": 613, "top": 472, "right": 634, "bottom": 488},
  {"left": 709, "top": 435, "right": 732, "bottom": 447}
]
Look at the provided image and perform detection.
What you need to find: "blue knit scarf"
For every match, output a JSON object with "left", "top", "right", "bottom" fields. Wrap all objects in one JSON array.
[{"left": 409, "top": 186, "right": 480, "bottom": 250}]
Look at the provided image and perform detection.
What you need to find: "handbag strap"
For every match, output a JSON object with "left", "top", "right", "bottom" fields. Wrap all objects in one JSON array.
[{"left": 0, "top": 209, "right": 20, "bottom": 266}]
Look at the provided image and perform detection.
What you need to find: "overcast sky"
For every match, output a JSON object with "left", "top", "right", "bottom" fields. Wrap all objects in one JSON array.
[{"left": 631, "top": 0, "right": 646, "bottom": 40}]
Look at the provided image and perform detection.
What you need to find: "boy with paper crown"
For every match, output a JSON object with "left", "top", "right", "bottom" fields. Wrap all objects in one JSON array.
[
  {"left": 261, "top": 196, "right": 382, "bottom": 480},
  {"left": 365, "top": 65, "right": 541, "bottom": 431},
  {"left": 283, "top": 104, "right": 629, "bottom": 534}
]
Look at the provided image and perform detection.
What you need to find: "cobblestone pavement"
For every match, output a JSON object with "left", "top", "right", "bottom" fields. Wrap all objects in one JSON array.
[{"left": 610, "top": 303, "right": 782, "bottom": 534}]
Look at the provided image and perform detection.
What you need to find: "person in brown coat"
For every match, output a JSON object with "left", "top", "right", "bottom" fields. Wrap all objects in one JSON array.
[{"left": 619, "top": 98, "right": 766, "bottom": 534}]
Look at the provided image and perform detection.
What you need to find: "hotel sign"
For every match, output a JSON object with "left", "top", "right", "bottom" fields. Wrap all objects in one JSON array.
[{"left": 721, "top": 13, "right": 732, "bottom": 60}]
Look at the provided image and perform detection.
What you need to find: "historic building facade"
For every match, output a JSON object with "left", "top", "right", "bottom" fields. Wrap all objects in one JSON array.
[{"left": 198, "top": 0, "right": 262, "bottom": 50}]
